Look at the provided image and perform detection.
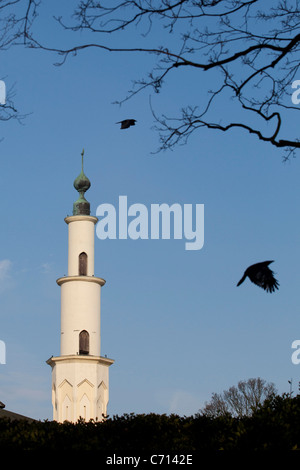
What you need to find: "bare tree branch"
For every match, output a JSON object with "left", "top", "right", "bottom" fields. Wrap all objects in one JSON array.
[
  {"left": 10, "top": 0, "right": 300, "bottom": 156},
  {"left": 0, "top": 0, "right": 39, "bottom": 137},
  {"left": 200, "top": 377, "right": 277, "bottom": 418}
]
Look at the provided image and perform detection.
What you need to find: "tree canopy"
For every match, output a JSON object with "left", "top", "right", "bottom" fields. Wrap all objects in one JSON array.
[
  {"left": 200, "top": 377, "right": 277, "bottom": 418},
  {"left": 1, "top": 1, "right": 300, "bottom": 156}
]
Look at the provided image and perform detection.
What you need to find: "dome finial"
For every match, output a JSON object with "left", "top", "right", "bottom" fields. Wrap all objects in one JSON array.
[
  {"left": 73, "top": 148, "right": 91, "bottom": 216},
  {"left": 81, "top": 148, "right": 84, "bottom": 171}
]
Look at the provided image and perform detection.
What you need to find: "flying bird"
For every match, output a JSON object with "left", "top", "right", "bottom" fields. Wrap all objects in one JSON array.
[
  {"left": 116, "top": 119, "right": 137, "bottom": 129},
  {"left": 237, "top": 260, "right": 279, "bottom": 293}
]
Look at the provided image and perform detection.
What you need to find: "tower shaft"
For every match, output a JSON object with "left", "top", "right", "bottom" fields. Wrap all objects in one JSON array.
[{"left": 47, "top": 153, "right": 114, "bottom": 423}]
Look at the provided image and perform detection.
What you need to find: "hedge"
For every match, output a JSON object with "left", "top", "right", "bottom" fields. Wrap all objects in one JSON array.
[{"left": 1, "top": 394, "right": 300, "bottom": 451}]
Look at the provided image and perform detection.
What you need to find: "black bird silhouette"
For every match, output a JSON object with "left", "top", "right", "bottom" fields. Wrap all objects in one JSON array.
[
  {"left": 116, "top": 119, "right": 137, "bottom": 129},
  {"left": 237, "top": 260, "right": 279, "bottom": 293}
]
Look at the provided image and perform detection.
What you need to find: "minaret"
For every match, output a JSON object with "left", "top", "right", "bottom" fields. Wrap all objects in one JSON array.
[{"left": 47, "top": 150, "right": 114, "bottom": 423}]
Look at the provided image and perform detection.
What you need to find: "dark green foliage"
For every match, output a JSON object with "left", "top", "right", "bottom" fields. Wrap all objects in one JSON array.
[
  {"left": 235, "top": 394, "right": 300, "bottom": 450},
  {"left": 1, "top": 394, "right": 300, "bottom": 451}
]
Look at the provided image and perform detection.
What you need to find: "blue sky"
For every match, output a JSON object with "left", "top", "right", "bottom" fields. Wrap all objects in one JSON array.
[{"left": 0, "top": 1, "right": 300, "bottom": 420}]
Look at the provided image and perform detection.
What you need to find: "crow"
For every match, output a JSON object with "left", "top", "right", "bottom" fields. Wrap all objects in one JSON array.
[
  {"left": 237, "top": 260, "right": 279, "bottom": 293},
  {"left": 116, "top": 119, "right": 137, "bottom": 129}
]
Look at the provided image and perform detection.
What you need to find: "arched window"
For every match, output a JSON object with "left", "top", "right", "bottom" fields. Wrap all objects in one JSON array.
[
  {"left": 79, "top": 252, "right": 87, "bottom": 276},
  {"left": 79, "top": 330, "right": 89, "bottom": 355}
]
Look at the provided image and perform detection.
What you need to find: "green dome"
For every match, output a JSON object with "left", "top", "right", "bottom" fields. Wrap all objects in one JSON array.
[
  {"left": 73, "top": 149, "right": 91, "bottom": 216},
  {"left": 74, "top": 169, "right": 91, "bottom": 193}
]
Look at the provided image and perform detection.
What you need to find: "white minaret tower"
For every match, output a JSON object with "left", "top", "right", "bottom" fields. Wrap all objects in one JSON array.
[{"left": 47, "top": 150, "right": 114, "bottom": 423}]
